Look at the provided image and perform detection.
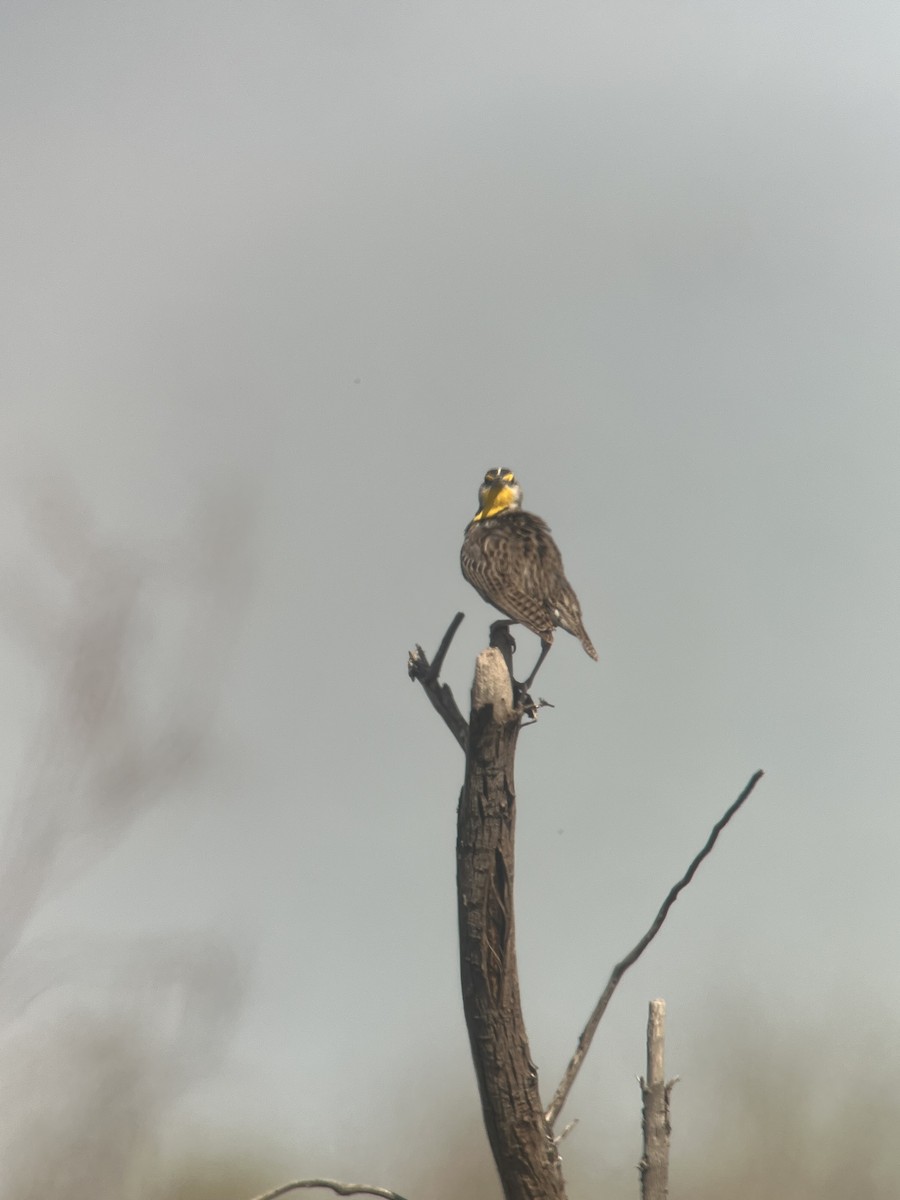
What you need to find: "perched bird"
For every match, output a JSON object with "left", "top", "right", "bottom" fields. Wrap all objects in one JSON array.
[{"left": 460, "top": 468, "right": 597, "bottom": 689}]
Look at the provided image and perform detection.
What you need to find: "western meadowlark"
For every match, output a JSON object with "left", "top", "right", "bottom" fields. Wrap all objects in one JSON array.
[{"left": 461, "top": 468, "right": 597, "bottom": 689}]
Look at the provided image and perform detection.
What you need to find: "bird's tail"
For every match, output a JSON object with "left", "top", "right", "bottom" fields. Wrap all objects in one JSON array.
[{"left": 556, "top": 597, "right": 598, "bottom": 661}]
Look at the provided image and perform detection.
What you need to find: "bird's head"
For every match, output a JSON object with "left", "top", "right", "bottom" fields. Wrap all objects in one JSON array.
[{"left": 472, "top": 468, "right": 523, "bottom": 521}]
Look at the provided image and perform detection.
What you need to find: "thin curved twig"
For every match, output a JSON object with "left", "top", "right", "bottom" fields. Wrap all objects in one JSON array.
[
  {"left": 248, "top": 1179, "right": 410, "bottom": 1200},
  {"left": 545, "top": 769, "right": 765, "bottom": 1127},
  {"left": 408, "top": 612, "right": 468, "bottom": 751}
]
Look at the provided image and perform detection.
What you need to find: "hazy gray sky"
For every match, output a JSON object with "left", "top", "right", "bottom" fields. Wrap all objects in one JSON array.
[{"left": 1, "top": 2, "right": 899, "bottom": 1194}]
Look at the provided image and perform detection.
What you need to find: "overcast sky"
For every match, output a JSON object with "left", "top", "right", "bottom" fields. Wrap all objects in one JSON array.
[{"left": 1, "top": 3, "right": 899, "bottom": 1195}]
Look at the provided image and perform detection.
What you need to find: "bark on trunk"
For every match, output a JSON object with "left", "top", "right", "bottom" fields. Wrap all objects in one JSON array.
[{"left": 456, "top": 649, "right": 567, "bottom": 1200}]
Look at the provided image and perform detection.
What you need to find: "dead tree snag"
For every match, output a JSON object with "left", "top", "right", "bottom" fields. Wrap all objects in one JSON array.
[
  {"left": 457, "top": 648, "right": 566, "bottom": 1200},
  {"left": 409, "top": 614, "right": 764, "bottom": 1200}
]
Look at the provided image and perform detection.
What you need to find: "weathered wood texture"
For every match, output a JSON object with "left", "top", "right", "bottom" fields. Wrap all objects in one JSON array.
[
  {"left": 639, "top": 998, "right": 672, "bottom": 1200},
  {"left": 457, "top": 649, "right": 566, "bottom": 1200}
]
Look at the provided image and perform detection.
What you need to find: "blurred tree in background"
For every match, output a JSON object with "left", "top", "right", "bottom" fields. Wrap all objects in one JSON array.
[{"left": 0, "top": 482, "right": 247, "bottom": 1200}]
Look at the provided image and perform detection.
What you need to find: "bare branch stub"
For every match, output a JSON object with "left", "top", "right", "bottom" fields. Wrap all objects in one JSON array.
[
  {"left": 639, "top": 999, "right": 671, "bottom": 1200},
  {"left": 545, "top": 769, "right": 765, "bottom": 1128},
  {"left": 407, "top": 612, "right": 468, "bottom": 751},
  {"left": 457, "top": 648, "right": 567, "bottom": 1200}
]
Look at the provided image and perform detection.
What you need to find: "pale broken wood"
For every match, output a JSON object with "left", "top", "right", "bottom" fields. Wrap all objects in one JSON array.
[{"left": 639, "top": 999, "right": 675, "bottom": 1200}]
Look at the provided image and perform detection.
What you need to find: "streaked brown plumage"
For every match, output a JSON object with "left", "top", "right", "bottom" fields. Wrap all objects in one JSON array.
[{"left": 461, "top": 469, "right": 597, "bottom": 681}]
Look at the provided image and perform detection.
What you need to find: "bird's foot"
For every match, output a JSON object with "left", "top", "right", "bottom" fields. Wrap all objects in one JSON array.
[
  {"left": 513, "top": 682, "right": 555, "bottom": 721},
  {"left": 518, "top": 688, "right": 538, "bottom": 720}
]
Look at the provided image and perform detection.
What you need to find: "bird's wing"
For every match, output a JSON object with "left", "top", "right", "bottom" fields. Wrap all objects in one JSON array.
[{"left": 464, "top": 522, "right": 557, "bottom": 640}]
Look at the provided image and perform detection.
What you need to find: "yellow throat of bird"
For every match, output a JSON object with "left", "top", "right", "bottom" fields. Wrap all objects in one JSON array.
[{"left": 473, "top": 481, "right": 519, "bottom": 521}]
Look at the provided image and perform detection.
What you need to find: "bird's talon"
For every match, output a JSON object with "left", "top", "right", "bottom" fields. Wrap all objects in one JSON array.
[{"left": 513, "top": 681, "right": 539, "bottom": 718}]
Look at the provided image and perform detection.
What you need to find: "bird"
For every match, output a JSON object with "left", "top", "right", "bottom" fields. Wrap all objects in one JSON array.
[{"left": 460, "top": 467, "right": 597, "bottom": 690}]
